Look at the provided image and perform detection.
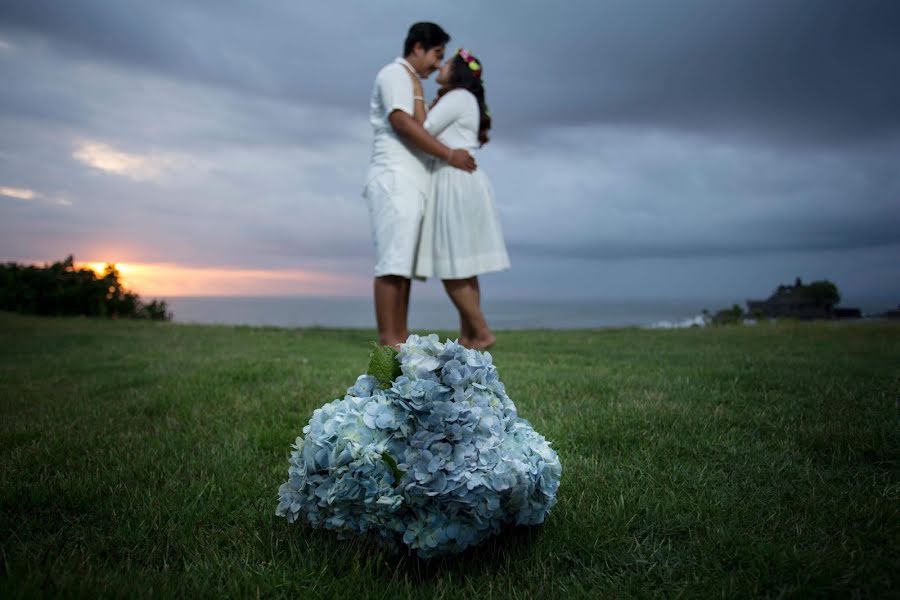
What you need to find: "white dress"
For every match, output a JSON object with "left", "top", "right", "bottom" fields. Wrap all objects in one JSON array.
[{"left": 414, "top": 89, "right": 510, "bottom": 280}]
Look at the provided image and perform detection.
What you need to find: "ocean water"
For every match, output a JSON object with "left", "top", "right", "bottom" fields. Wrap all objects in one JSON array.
[
  {"left": 163, "top": 295, "right": 897, "bottom": 331},
  {"left": 163, "top": 296, "right": 744, "bottom": 330}
]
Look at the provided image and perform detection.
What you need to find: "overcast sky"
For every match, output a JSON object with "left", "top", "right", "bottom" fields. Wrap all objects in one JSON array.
[{"left": 2, "top": 0, "right": 899, "bottom": 305}]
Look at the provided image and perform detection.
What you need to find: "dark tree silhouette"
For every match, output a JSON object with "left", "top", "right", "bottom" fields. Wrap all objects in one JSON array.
[{"left": 0, "top": 256, "right": 171, "bottom": 321}]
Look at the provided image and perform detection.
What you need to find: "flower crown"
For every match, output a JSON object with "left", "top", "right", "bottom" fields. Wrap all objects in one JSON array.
[{"left": 456, "top": 48, "right": 482, "bottom": 78}]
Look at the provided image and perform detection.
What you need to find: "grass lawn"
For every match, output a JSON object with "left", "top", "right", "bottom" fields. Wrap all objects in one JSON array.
[{"left": 1, "top": 311, "right": 898, "bottom": 598}]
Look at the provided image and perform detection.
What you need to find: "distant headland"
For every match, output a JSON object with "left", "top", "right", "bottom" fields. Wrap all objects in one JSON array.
[{"left": 709, "top": 277, "right": 898, "bottom": 325}]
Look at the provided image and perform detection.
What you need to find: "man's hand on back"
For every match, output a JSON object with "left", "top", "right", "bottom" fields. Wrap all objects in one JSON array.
[
  {"left": 388, "top": 110, "right": 477, "bottom": 172},
  {"left": 448, "top": 149, "right": 476, "bottom": 172}
]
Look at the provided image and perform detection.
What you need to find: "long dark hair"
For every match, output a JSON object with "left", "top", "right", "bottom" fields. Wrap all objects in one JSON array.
[{"left": 437, "top": 52, "right": 491, "bottom": 145}]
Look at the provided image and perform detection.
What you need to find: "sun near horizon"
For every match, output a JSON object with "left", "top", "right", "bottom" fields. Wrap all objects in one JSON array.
[{"left": 66, "top": 259, "right": 366, "bottom": 298}]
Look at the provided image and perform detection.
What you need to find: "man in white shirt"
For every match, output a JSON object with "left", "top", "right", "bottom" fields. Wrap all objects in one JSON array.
[{"left": 364, "top": 22, "right": 476, "bottom": 347}]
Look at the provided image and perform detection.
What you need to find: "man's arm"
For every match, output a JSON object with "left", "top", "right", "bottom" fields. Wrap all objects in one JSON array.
[
  {"left": 389, "top": 110, "right": 476, "bottom": 172},
  {"left": 407, "top": 72, "right": 426, "bottom": 125}
]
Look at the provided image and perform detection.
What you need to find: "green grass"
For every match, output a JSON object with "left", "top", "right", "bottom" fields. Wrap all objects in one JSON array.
[{"left": 1, "top": 312, "right": 898, "bottom": 598}]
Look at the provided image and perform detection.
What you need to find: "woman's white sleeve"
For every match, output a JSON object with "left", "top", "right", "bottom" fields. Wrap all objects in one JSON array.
[{"left": 424, "top": 92, "right": 464, "bottom": 136}]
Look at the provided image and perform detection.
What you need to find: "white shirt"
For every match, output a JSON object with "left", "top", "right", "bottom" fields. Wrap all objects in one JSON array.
[
  {"left": 424, "top": 88, "right": 481, "bottom": 152},
  {"left": 365, "top": 58, "right": 430, "bottom": 192}
]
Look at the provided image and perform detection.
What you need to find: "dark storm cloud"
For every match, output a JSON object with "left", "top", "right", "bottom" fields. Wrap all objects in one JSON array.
[
  {"left": 506, "top": 1, "right": 900, "bottom": 143},
  {"left": 3, "top": 0, "right": 899, "bottom": 143},
  {"left": 0, "top": 83, "right": 90, "bottom": 127},
  {"left": 0, "top": 0, "right": 390, "bottom": 115},
  {"left": 510, "top": 210, "right": 900, "bottom": 260}
]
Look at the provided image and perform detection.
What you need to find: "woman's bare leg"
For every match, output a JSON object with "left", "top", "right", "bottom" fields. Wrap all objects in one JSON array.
[
  {"left": 442, "top": 277, "right": 495, "bottom": 350},
  {"left": 459, "top": 313, "right": 474, "bottom": 343},
  {"left": 458, "top": 288, "right": 475, "bottom": 342},
  {"left": 458, "top": 277, "right": 481, "bottom": 341}
]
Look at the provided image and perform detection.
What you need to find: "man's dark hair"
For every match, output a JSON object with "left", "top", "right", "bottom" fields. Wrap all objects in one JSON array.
[{"left": 403, "top": 22, "right": 450, "bottom": 56}]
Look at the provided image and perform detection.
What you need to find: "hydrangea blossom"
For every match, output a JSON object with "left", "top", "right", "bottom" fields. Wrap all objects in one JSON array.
[{"left": 276, "top": 335, "right": 562, "bottom": 558}]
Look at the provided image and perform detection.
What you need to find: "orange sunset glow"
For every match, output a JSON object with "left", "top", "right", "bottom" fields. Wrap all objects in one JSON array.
[{"left": 73, "top": 261, "right": 364, "bottom": 297}]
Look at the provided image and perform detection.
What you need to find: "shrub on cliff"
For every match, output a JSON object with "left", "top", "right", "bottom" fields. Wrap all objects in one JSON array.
[{"left": 0, "top": 256, "right": 170, "bottom": 321}]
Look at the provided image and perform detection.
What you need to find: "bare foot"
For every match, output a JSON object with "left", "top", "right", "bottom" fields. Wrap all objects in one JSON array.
[{"left": 461, "top": 334, "right": 496, "bottom": 351}]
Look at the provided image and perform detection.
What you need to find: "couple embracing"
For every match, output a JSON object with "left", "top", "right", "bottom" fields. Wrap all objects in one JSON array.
[{"left": 364, "top": 22, "right": 509, "bottom": 350}]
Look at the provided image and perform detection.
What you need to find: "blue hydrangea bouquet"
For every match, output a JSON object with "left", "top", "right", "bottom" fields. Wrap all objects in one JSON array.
[{"left": 275, "top": 334, "right": 562, "bottom": 558}]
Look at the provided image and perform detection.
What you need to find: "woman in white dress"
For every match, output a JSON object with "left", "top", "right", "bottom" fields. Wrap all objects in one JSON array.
[{"left": 412, "top": 48, "right": 509, "bottom": 350}]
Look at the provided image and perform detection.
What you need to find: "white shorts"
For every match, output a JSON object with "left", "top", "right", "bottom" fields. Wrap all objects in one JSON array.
[{"left": 364, "top": 171, "right": 426, "bottom": 278}]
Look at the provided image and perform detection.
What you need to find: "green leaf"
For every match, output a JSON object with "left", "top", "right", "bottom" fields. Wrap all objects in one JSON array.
[
  {"left": 381, "top": 451, "right": 405, "bottom": 483},
  {"left": 368, "top": 342, "right": 401, "bottom": 389}
]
